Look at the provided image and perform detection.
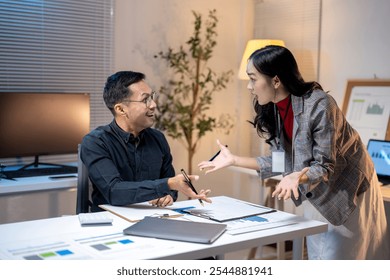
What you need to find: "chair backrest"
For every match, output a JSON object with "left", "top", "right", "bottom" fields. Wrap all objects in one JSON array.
[{"left": 76, "top": 144, "right": 92, "bottom": 214}]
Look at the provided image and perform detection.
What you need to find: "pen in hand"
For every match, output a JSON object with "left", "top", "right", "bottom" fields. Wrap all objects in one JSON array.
[
  {"left": 209, "top": 145, "right": 228, "bottom": 161},
  {"left": 180, "top": 168, "right": 204, "bottom": 206}
]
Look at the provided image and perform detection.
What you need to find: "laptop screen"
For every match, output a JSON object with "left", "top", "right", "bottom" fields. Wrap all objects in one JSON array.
[{"left": 367, "top": 139, "right": 390, "bottom": 180}]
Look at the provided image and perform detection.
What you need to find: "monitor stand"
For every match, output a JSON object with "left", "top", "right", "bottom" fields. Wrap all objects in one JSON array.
[
  {"left": 18, "top": 155, "right": 71, "bottom": 170},
  {"left": 0, "top": 156, "right": 77, "bottom": 181},
  {"left": 0, "top": 164, "right": 15, "bottom": 181}
]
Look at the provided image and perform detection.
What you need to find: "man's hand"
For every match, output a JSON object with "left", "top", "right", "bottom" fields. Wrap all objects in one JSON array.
[
  {"left": 168, "top": 174, "right": 212, "bottom": 204},
  {"left": 148, "top": 195, "right": 174, "bottom": 207}
]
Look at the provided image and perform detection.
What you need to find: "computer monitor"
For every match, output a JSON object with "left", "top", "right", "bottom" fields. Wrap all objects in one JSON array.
[
  {"left": 367, "top": 139, "right": 390, "bottom": 185},
  {"left": 0, "top": 92, "right": 90, "bottom": 167}
]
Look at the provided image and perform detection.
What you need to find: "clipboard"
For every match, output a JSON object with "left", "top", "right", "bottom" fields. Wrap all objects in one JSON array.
[
  {"left": 99, "top": 203, "right": 183, "bottom": 222},
  {"left": 182, "top": 196, "right": 276, "bottom": 222}
]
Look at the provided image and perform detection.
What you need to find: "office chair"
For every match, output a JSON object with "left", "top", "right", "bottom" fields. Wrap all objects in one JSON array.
[{"left": 76, "top": 144, "right": 92, "bottom": 214}]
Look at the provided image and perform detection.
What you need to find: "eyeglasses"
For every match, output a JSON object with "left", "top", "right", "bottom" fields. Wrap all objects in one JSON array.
[{"left": 123, "top": 91, "right": 158, "bottom": 108}]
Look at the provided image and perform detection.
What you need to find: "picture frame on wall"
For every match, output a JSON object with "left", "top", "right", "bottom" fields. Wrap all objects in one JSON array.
[{"left": 342, "top": 79, "right": 390, "bottom": 145}]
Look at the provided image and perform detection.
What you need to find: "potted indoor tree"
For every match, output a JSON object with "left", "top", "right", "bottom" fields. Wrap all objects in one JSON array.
[{"left": 154, "top": 9, "right": 234, "bottom": 174}]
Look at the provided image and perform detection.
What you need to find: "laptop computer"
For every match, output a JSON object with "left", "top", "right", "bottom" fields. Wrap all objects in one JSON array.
[
  {"left": 367, "top": 139, "right": 390, "bottom": 185},
  {"left": 123, "top": 216, "right": 227, "bottom": 244}
]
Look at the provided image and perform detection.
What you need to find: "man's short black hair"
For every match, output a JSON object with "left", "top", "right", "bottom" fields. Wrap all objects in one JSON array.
[{"left": 103, "top": 71, "right": 145, "bottom": 113}]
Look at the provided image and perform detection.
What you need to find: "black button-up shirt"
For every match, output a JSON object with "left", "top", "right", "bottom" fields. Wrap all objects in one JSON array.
[{"left": 81, "top": 120, "right": 177, "bottom": 212}]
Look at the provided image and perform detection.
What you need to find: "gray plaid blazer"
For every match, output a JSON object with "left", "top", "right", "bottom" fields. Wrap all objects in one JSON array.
[{"left": 257, "top": 89, "right": 374, "bottom": 226}]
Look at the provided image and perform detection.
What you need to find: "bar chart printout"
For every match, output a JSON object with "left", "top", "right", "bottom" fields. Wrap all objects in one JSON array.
[{"left": 345, "top": 87, "right": 390, "bottom": 145}]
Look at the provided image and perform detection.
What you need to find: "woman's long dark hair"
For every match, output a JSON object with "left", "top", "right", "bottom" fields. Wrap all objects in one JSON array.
[{"left": 249, "top": 45, "right": 322, "bottom": 144}]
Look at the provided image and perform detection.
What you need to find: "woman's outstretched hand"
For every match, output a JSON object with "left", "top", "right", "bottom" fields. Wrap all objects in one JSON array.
[
  {"left": 272, "top": 167, "right": 310, "bottom": 201},
  {"left": 198, "top": 139, "right": 234, "bottom": 174}
]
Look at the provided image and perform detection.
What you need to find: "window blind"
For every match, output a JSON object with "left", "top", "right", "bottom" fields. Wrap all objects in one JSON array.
[
  {"left": 254, "top": 0, "right": 321, "bottom": 82},
  {"left": 0, "top": 0, "right": 114, "bottom": 165},
  {"left": 251, "top": 0, "right": 321, "bottom": 158}
]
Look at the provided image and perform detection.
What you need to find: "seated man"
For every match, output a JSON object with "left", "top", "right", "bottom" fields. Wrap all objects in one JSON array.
[{"left": 81, "top": 70, "right": 210, "bottom": 212}]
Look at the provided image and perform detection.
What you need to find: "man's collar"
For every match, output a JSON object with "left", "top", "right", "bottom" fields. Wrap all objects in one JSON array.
[{"left": 110, "top": 120, "right": 144, "bottom": 144}]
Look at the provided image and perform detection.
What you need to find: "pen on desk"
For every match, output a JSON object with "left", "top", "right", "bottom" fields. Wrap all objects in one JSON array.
[
  {"left": 209, "top": 145, "right": 228, "bottom": 161},
  {"left": 180, "top": 168, "right": 204, "bottom": 206},
  {"left": 159, "top": 213, "right": 184, "bottom": 219}
]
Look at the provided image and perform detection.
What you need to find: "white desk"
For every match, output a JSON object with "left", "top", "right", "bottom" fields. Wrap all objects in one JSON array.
[
  {"left": 0, "top": 198, "right": 328, "bottom": 260},
  {"left": 0, "top": 174, "right": 77, "bottom": 195},
  {"left": 0, "top": 175, "right": 78, "bottom": 224}
]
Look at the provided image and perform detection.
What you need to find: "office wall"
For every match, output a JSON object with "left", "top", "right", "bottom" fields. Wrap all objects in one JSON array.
[
  {"left": 319, "top": 0, "right": 390, "bottom": 106},
  {"left": 252, "top": 0, "right": 390, "bottom": 128}
]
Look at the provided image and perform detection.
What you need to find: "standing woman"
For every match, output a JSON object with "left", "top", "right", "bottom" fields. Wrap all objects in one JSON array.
[{"left": 198, "top": 45, "right": 389, "bottom": 259}]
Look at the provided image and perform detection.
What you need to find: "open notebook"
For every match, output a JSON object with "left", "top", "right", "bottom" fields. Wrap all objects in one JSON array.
[
  {"left": 367, "top": 139, "right": 390, "bottom": 185},
  {"left": 123, "top": 216, "right": 227, "bottom": 244}
]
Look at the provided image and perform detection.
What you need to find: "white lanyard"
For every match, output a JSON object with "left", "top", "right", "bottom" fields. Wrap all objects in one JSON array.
[{"left": 272, "top": 97, "right": 291, "bottom": 173}]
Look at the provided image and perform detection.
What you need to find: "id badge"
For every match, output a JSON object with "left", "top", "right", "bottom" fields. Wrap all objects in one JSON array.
[{"left": 272, "top": 150, "right": 285, "bottom": 173}]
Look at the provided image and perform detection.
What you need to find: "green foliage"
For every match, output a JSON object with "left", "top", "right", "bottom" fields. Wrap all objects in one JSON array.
[{"left": 154, "top": 9, "right": 234, "bottom": 172}]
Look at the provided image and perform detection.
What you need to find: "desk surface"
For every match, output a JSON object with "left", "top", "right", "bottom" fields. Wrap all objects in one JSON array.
[
  {"left": 0, "top": 197, "right": 328, "bottom": 260},
  {"left": 0, "top": 174, "right": 77, "bottom": 195}
]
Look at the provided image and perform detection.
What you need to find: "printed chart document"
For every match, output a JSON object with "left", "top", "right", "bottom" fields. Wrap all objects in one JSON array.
[
  {"left": 181, "top": 196, "right": 276, "bottom": 222},
  {"left": 224, "top": 213, "right": 297, "bottom": 235}
]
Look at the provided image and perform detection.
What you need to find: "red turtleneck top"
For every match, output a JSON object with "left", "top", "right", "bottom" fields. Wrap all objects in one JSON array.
[{"left": 276, "top": 95, "right": 293, "bottom": 141}]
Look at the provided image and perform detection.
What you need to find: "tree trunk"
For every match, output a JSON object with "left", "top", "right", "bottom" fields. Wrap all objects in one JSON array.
[
  {"left": 188, "top": 148, "right": 193, "bottom": 175},
  {"left": 187, "top": 147, "right": 195, "bottom": 200}
]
